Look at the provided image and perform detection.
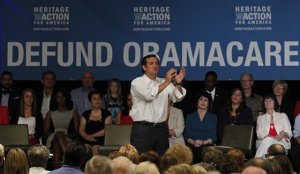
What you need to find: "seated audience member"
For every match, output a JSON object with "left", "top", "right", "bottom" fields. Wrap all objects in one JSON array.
[
  {"left": 136, "top": 161, "right": 160, "bottom": 174},
  {"left": 37, "top": 70, "right": 57, "bottom": 120},
  {"left": 202, "top": 147, "right": 224, "bottom": 171},
  {"left": 218, "top": 87, "right": 253, "bottom": 142},
  {"left": 139, "top": 150, "right": 160, "bottom": 168},
  {"left": 48, "top": 142, "right": 86, "bottom": 174},
  {"left": 79, "top": 90, "right": 112, "bottom": 154},
  {"left": 118, "top": 144, "right": 140, "bottom": 164},
  {"left": 164, "top": 163, "right": 194, "bottom": 174},
  {"left": 185, "top": 92, "right": 217, "bottom": 163},
  {"left": 120, "top": 93, "right": 133, "bottom": 125},
  {"left": 4, "top": 148, "right": 29, "bottom": 174},
  {"left": 84, "top": 155, "right": 115, "bottom": 174},
  {"left": 191, "top": 164, "right": 207, "bottom": 174},
  {"left": 44, "top": 88, "right": 79, "bottom": 167},
  {"left": 160, "top": 153, "right": 179, "bottom": 173},
  {"left": 71, "top": 71, "right": 95, "bottom": 117},
  {"left": 14, "top": 88, "right": 43, "bottom": 145},
  {"left": 167, "top": 95, "right": 185, "bottom": 147},
  {"left": 102, "top": 78, "right": 123, "bottom": 124},
  {"left": 165, "top": 144, "right": 193, "bottom": 165},
  {"left": 245, "top": 158, "right": 272, "bottom": 173},
  {"left": 272, "top": 155, "right": 294, "bottom": 174},
  {"left": 266, "top": 144, "right": 285, "bottom": 157},
  {"left": 0, "top": 71, "right": 22, "bottom": 124},
  {"left": 242, "top": 166, "right": 267, "bottom": 174},
  {"left": 0, "top": 144, "right": 4, "bottom": 174},
  {"left": 112, "top": 156, "right": 135, "bottom": 174},
  {"left": 27, "top": 144, "right": 50, "bottom": 174},
  {"left": 240, "top": 72, "right": 264, "bottom": 122},
  {"left": 266, "top": 157, "right": 283, "bottom": 174},
  {"left": 221, "top": 148, "right": 245, "bottom": 174},
  {"left": 196, "top": 162, "right": 217, "bottom": 172},
  {"left": 272, "top": 79, "right": 294, "bottom": 126},
  {"left": 255, "top": 93, "right": 292, "bottom": 158},
  {"left": 108, "top": 151, "right": 123, "bottom": 160},
  {"left": 288, "top": 114, "right": 300, "bottom": 172}
]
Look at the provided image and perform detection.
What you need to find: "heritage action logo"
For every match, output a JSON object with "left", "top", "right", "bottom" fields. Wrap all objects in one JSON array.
[
  {"left": 133, "top": 6, "right": 171, "bottom": 32},
  {"left": 234, "top": 6, "right": 272, "bottom": 31},
  {"left": 33, "top": 6, "right": 70, "bottom": 31}
]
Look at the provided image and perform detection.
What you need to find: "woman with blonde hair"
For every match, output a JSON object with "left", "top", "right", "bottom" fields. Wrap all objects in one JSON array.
[{"left": 4, "top": 148, "right": 29, "bottom": 174}]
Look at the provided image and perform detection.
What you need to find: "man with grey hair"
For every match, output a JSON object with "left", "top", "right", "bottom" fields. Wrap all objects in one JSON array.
[
  {"left": 0, "top": 144, "right": 4, "bottom": 174},
  {"left": 27, "top": 144, "right": 50, "bottom": 174},
  {"left": 240, "top": 72, "right": 263, "bottom": 122},
  {"left": 112, "top": 156, "right": 135, "bottom": 174},
  {"left": 85, "top": 155, "right": 115, "bottom": 174}
]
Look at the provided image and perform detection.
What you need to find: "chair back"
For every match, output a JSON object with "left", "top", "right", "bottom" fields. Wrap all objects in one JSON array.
[
  {"left": 98, "top": 124, "right": 132, "bottom": 156},
  {"left": 0, "top": 124, "right": 29, "bottom": 149},
  {"left": 221, "top": 124, "right": 254, "bottom": 156}
]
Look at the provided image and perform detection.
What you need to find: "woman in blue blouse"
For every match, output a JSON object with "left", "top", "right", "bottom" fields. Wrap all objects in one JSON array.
[{"left": 184, "top": 91, "right": 217, "bottom": 163}]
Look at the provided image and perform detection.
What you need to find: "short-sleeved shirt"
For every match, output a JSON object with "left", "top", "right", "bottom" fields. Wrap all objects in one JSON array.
[{"left": 81, "top": 109, "right": 111, "bottom": 145}]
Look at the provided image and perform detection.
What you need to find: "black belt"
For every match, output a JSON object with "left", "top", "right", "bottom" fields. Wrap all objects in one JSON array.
[{"left": 134, "top": 121, "right": 166, "bottom": 127}]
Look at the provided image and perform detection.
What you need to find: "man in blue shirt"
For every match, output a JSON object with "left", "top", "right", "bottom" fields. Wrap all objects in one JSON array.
[{"left": 48, "top": 143, "right": 86, "bottom": 174}]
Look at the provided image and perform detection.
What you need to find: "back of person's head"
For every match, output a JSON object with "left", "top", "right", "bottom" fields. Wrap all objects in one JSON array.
[
  {"left": 245, "top": 158, "right": 272, "bottom": 174},
  {"left": 136, "top": 161, "right": 160, "bottom": 174},
  {"left": 27, "top": 144, "right": 50, "bottom": 168},
  {"left": 112, "top": 156, "right": 135, "bottom": 174},
  {"left": 108, "top": 151, "right": 123, "bottom": 160},
  {"left": 267, "top": 157, "right": 284, "bottom": 174},
  {"left": 164, "top": 163, "right": 194, "bottom": 174},
  {"left": 192, "top": 164, "right": 207, "bottom": 174},
  {"left": 272, "top": 155, "right": 293, "bottom": 174},
  {"left": 160, "top": 153, "right": 179, "bottom": 173},
  {"left": 165, "top": 144, "right": 193, "bottom": 164},
  {"left": 202, "top": 147, "right": 223, "bottom": 170},
  {"left": 267, "top": 144, "right": 285, "bottom": 157},
  {"left": 139, "top": 150, "right": 160, "bottom": 167},
  {"left": 64, "top": 142, "right": 86, "bottom": 167},
  {"left": 196, "top": 162, "right": 217, "bottom": 171},
  {"left": 4, "top": 148, "right": 29, "bottom": 174},
  {"left": 85, "top": 155, "right": 115, "bottom": 174},
  {"left": 221, "top": 148, "right": 245, "bottom": 173},
  {"left": 119, "top": 144, "right": 140, "bottom": 164},
  {"left": 242, "top": 166, "right": 266, "bottom": 174}
]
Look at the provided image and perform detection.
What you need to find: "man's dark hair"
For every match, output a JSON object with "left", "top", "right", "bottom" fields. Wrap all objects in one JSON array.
[
  {"left": 141, "top": 54, "right": 159, "bottom": 73},
  {"left": 267, "top": 144, "right": 285, "bottom": 157},
  {"left": 205, "top": 71, "right": 218, "bottom": 81},
  {"left": 64, "top": 142, "right": 86, "bottom": 166},
  {"left": 41, "top": 70, "right": 56, "bottom": 80},
  {"left": 1, "top": 71, "right": 13, "bottom": 78}
]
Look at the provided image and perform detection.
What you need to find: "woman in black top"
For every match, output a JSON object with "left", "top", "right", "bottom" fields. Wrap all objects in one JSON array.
[{"left": 79, "top": 90, "right": 112, "bottom": 154}]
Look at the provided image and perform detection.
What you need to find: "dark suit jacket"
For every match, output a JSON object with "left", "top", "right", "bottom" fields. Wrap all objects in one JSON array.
[
  {"left": 36, "top": 88, "right": 57, "bottom": 113},
  {"left": 0, "top": 87, "right": 22, "bottom": 123}
]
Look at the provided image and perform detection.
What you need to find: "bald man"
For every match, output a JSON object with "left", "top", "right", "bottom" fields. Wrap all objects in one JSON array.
[{"left": 242, "top": 166, "right": 266, "bottom": 174}]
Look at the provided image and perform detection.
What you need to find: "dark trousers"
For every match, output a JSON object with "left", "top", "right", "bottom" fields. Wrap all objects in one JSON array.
[{"left": 130, "top": 122, "right": 169, "bottom": 156}]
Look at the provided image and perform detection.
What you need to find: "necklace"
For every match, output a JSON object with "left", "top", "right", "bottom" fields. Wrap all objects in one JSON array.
[{"left": 91, "top": 110, "right": 101, "bottom": 116}]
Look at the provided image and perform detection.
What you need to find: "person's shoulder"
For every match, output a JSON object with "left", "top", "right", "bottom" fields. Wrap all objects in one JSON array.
[{"left": 71, "top": 87, "right": 82, "bottom": 94}]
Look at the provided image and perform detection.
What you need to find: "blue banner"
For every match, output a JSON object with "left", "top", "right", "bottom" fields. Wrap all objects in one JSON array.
[{"left": 1, "top": 0, "right": 300, "bottom": 80}]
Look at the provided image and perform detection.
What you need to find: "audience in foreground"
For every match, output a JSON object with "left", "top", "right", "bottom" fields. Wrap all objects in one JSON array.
[{"left": 27, "top": 144, "right": 50, "bottom": 174}]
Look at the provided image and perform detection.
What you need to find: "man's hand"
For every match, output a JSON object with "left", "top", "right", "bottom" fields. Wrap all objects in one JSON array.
[{"left": 174, "top": 67, "right": 186, "bottom": 85}]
